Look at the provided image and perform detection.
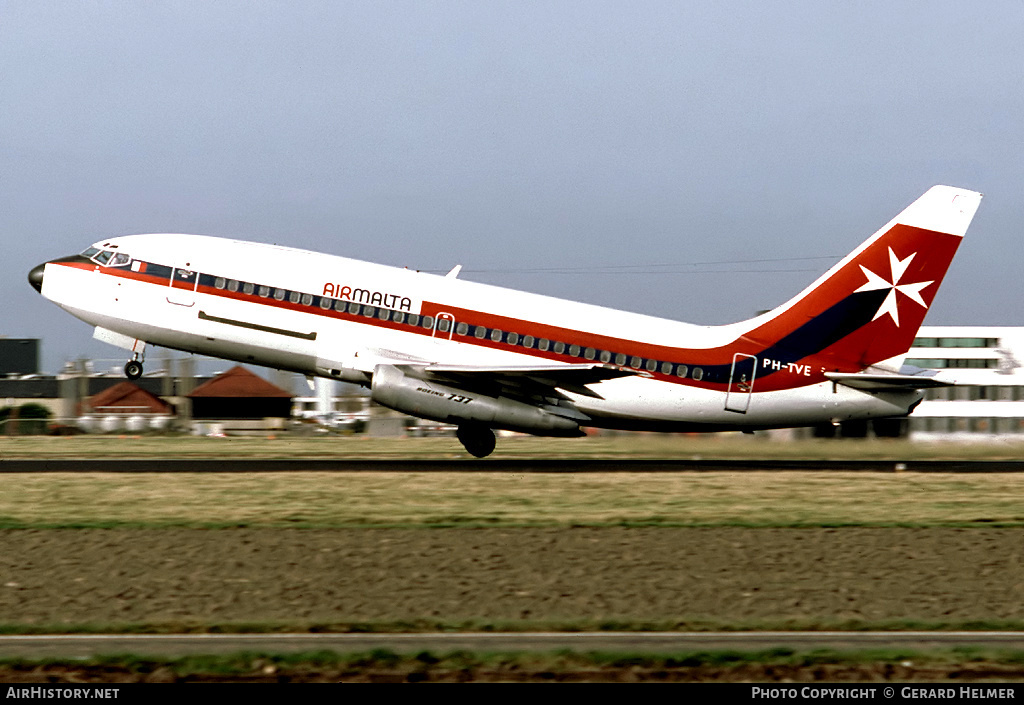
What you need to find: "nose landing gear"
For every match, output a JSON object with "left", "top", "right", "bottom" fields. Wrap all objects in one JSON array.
[
  {"left": 124, "top": 344, "right": 146, "bottom": 381},
  {"left": 124, "top": 359, "right": 144, "bottom": 380}
]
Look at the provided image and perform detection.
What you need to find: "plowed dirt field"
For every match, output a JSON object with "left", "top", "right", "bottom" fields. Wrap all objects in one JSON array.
[{"left": 2, "top": 526, "right": 1021, "bottom": 628}]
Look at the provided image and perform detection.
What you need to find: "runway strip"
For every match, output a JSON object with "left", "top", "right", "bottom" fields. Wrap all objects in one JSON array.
[
  {"left": 2, "top": 458, "right": 1024, "bottom": 472},
  {"left": 1, "top": 632, "right": 1023, "bottom": 658}
]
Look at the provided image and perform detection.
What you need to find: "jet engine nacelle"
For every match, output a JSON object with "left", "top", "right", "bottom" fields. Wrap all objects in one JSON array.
[{"left": 370, "top": 364, "right": 582, "bottom": 435}]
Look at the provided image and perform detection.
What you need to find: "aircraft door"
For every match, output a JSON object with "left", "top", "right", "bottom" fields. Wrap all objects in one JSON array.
[
  {"left": 433, "top": 312, "right": 455, "bottom": 340},
  {"left": 725, "top": 353, "right": 757, "bottom": 414},
  {"left": 167, "top": 265, "right": 199, "bottom": 307}
]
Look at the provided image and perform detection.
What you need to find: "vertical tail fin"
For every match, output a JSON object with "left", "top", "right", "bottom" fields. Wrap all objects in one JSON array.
[{"left": 737, "top": 186, "right": 983, "bottom": 371}]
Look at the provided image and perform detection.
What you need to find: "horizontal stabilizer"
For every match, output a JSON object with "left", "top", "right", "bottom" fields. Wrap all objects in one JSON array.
[{"left": 825, "top": 371, "right": 953, "bottom": 391}]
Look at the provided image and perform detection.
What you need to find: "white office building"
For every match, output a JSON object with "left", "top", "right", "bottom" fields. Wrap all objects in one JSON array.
[{"left": 907, "top": 326, "right": 1024, "bottom": 437}]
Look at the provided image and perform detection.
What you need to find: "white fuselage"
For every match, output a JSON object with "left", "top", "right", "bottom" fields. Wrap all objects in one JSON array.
[{"left": 38, "top": 233, "right": 917, "bottom": 432}]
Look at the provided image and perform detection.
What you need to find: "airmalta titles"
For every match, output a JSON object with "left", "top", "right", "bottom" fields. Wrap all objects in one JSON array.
[{"left": 322, "top": 283, "right": 413, "bottom": 311}]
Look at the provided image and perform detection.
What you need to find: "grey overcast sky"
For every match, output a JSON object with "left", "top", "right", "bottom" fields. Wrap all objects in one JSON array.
[{"left": 3, "top": 1, "right": 1022, "bottom": 374}]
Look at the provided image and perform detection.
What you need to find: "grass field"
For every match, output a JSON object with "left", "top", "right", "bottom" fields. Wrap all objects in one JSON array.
[
  {"left": 3, "top": 432, "right": 1024, "bottom": 461},
  {"left": 1, "top": 470, "right": 1024, "bottom": 528},
  {"left": 2, "top": 435, "right": 1024, "bottom": 528},
  {"left": 4, "top": 648, "right": 1024, "bottom": 682}
]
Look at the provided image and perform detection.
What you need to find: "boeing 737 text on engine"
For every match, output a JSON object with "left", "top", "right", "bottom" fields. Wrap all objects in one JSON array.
[{"left": 28, "top": 185, "right": 982, "bottom": 457}]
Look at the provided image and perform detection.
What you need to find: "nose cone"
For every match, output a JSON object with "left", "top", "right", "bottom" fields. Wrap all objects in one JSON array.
[{"left": 28, "top": 263, "right": 45, "bottom": 293}]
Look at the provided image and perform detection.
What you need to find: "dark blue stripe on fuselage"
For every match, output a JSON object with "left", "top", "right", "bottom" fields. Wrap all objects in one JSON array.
[{"left": 698, "top": 289, "right": 890, "bottom": 384}]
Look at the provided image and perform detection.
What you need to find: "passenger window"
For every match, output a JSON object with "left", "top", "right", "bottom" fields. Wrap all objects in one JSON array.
[
  {"left": 408, "top": 314, "right": 421, "bottom": 326},
  {"left": 692, "top": 367, "right": 704, "bottom": 381},
  {"left": 676, "top": 365, "right": 688, "bottom": 378},
  {"left": 301, "top": 293, "right": 313, "bottom": 305},
  {"left": 215, "top": 277, "right": 226, "bottom": 289},
  {"left": 490, "top": 329, "right": 503, "bottom": 342},
  {"left": 646, "top": 359, "right": 658, "bottom": 372},
  {"left": 629, "top": 356, "right": 642, "bottom": 369},
  {"left": 456, "top": 322, "right": 469, "bottom": 336},
  {"left": 507, "top": 332, "right": 519, "bottom": 345},
  {"left": 660, "top": 361, "right": 673, "bottom": 375},
  {"left": 393, "top": 312, "right": 406, "bottom": 324},
  {"left": 347, "top": 301, "right": 359, "bottom": 314},
  {"left": 421, "top": 316, "right": 434, "bottom": 328},
  {"left": 437, "top": 318, "right": 450, "bottom": 332},
  {"left": 538, "top": 339, "right": 550, "bottom": 351},
  {"left": 584, "top": 348, "right": 596, "bottom": 360},
  {"left": 319, "top": 297, "right": 332, "bottom": 309},
  {"left": 244, "top": 282, "right": 255, "bottom": 295},
  {"left": 569, "top": 344, "right": 581, "bottom": 357},
  {"left": 474, "top": 326, "right": 486, "bottom": 339},
  {"left": 289, "top": 291, "right": 301, "bottom": 304},
  {"left": 378, "top": 308, "right": 390, "bottom": 320},
  {"left": 259, "top": 285, "right": 270, "bottom": 297},
  {"left": 615, "top": 353, "right": 626, "bottom": 365},
  {"left": 274, "top": 289, "right": 286, "bottom": 301},
  {"left": 522, "top": 335, "right": 535, "bottom": 348},
  {"left": 553, "top": 342, "right": 566, "bottom": 354},
  {"left": 599, "top": 350, "right": 611, "bottom": 363}
]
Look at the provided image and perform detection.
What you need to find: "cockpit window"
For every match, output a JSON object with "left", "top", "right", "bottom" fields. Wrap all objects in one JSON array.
[{"left": 82, "top": 248, "right": 132, "bottom": 267}]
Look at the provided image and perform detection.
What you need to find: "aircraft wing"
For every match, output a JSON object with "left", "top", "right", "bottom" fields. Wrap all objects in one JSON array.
[
  {"left": 352, "top": 344, "right": 636, "bottom": 402},
  {"left": 421, "top": 362, "right": 636, "bottom": 400},
  {"left": 824, "top": 371, "right": 953, "bottom": 391}
]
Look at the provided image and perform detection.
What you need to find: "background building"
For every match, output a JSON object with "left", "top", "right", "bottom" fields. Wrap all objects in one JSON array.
[
  {"left": 81, "top": 381, "right": 174, "bottom": 433},
  {"left": 0, "top": 339, "right": 39, "bottom": 376},
  {"left": 188, "top": 366, "right": 294, "bottom": 435},
  {"left": 907, "top": 326, "right": 1024, "bottom": 437}
]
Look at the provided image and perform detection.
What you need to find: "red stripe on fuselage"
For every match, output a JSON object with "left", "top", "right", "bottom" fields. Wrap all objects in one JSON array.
[{"left": 52, "top": 259, "right": 849, "bottom": 392}]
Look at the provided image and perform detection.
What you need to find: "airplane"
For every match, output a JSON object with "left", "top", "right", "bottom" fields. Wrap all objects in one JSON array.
[{"left": 28, "top": 185, "right": 982, "bottom": 457}]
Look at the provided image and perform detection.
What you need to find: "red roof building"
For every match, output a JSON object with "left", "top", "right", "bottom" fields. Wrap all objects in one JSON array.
[
  {"left": 187, "top": 366, "right": 293, "bottom": 420},
  {"left": 83, "top": 381, "right": 173, "bottom": 416}
]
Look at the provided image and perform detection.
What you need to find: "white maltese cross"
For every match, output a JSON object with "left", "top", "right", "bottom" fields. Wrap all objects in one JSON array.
[{"left": 854, "top": 248, "right": 933, "bottom": 327}]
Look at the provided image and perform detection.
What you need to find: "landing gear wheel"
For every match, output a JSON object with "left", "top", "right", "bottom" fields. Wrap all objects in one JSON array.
[
  {"left": 457, "top": 424, "right": 496, "bottom": 458},
  {"left": 124, "top": 360, "right": 144, "bottom": 380}
]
